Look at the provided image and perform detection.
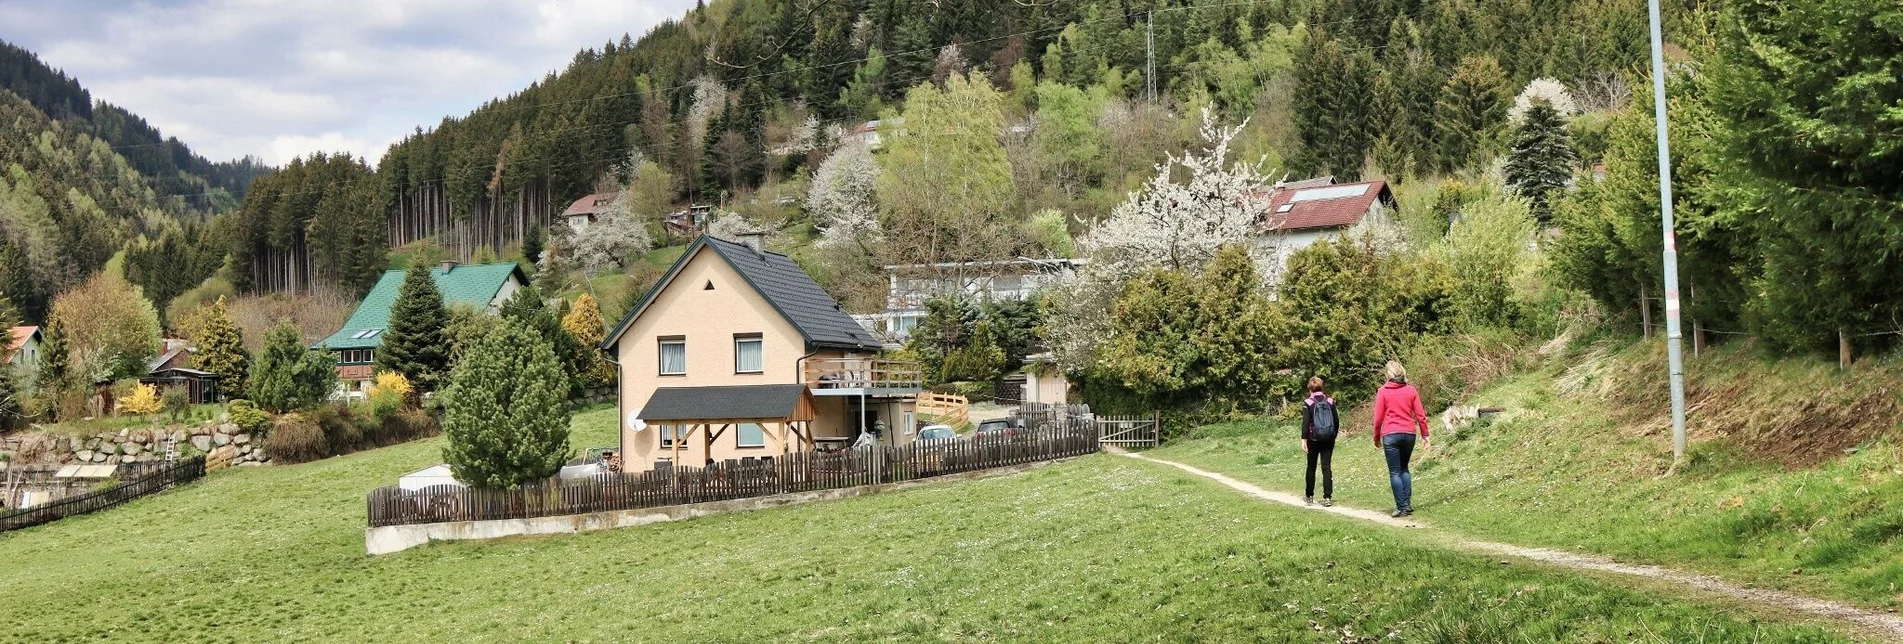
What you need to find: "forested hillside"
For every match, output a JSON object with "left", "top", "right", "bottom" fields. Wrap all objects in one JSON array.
[{"left": 0, "top": 41, "right": 266, "bottom": 321}]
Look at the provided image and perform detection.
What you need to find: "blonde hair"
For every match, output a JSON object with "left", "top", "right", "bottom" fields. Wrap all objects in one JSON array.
[
  {"left": 1307, "top": 376, "right": 1324, "bottom": 393},
  {"left": 1384, "top": 360, "right": 1408, "bottom": 383}
]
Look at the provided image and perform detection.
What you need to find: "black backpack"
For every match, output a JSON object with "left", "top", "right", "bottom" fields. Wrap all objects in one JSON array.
[{"left": 1309, "top": 396, "right": 1339, "bottom": 440}]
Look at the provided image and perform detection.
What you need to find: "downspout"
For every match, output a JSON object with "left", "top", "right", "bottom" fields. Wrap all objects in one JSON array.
[{"left": 604, "top": 338, "right": 624, "bottom": 467}]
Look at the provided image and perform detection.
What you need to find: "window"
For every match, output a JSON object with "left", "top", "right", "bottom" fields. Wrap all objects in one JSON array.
[
  {"left": 658, "top": 336, "right": 686, "bottom": 375},
  {"left": 736, "top": 423, "right": 765, "bottom": 448},
  {"left": 903, "top": 411, "right": 916, "bottom": 435},
  {"left": 339, "top": 349, "right": 374, "bottom": 364},
  {"left": 658, "top": 425, "right": 684, "bottom": 448},
  {"left": 734, "top": 334, "right": 763, "bottom": 373}
]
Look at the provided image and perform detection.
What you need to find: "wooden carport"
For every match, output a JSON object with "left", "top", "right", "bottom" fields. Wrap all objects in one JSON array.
[{"left": 639, "top": 384, "right": 820, "bottom": 467}]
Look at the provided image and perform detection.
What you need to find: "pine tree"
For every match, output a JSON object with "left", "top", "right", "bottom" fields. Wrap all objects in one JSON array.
[
  {"left": 251, "top": 320, "right": 337, "bottom": 413},
  {"left": 560, "top": 294, "right": 614, "bottom": 389},
  {"left": 1504, "top": 101, "right": 1578, "bottom": 223},
  {"left": 1432, "top": 54, "right": 1509, "bottom": 174},
  {"left": 501, "top": 284, "right": 584, "bottom": 399},
  {"left": 37, "top": 318, "right": 70, "bottom": 404},
  {"left": 441, "top": 323, "right": 572, "bottom": 489},
  {"left": 522, "top": 225, "right": 544, "bottom": 266},
  {"left": 190, "top": 295, "right": 249, "bottom": 400},
  {"left": 375, "top": 264, "right": 451, "bottom": 391}
]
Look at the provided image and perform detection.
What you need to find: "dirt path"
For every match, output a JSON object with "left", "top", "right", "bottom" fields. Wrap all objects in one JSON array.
[{"left": 1112, "top": 449, "right": 1903, "bottom": 643}]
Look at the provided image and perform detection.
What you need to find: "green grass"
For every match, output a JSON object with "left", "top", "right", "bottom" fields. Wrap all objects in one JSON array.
[
  {"left": 1151, "top": 343, "right": 1903, "bottom": 609},
  {"left": 0, "top": 407, "right": 1861, "bottom": 641}
]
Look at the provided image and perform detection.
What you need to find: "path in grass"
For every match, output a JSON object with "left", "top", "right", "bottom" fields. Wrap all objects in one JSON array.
[{"left": 1115, "top": 448, "right": 1903, "bottom": 643}]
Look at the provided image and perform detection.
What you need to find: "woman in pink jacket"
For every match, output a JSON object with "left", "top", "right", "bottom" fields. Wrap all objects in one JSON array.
[{"left": 1371, "top": 361, "right": 1429, "bottom": 517}]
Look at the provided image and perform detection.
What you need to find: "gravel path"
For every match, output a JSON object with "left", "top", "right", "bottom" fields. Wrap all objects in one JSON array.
[{"left": 1113, "top": 449, "right": 1903, "bottom": 643}]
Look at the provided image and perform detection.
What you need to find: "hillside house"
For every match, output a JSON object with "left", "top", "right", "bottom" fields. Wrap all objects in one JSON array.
[
  {"left": 854, "top": 258, "right": 1085, "bottom": 346},
  {"left": 662, "top": 205, "right": 714, "bottom": 239},
  {"left": 560, "top": 192, "right": 618, "bottom": 232},
  {"left": 602, "top": 234, "right": 922, "bottom": 473},
  {"left": 315, "top": 261, "right": 525, "bottom": 392},
  {"left": 1258, "top": 177, "right": 1398, "bottom": 269},
  {"left": 5, "top": 325, "right": 42, "bottom": 372},
  {"left": 140, "top": 338, "right": 220, "bottom": 403}
]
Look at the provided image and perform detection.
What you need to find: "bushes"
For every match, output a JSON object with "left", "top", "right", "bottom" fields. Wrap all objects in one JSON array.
[
  {"left": 262, "top": 414, "right": 328, "bottom": 464},
  {"left": 226, "top": 399, "right": 270, "bottom": 433}
]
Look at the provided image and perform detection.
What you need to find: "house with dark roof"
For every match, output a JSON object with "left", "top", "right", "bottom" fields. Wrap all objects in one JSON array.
[
  {"left": 601, "top": 233, "right": 923, "bottom": 473},
  {"left": 560, "top": 192, "right": 618, "bottom": 232},
  {"left": 315, "top": 261, "right": 526, "bottom": 392},
  {"left": 1257, "top": 177, "right": 1398, "bottom": 270}
]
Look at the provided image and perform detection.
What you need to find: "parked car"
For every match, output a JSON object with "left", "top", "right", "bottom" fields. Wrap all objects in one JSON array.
[
  {"left": 974, "top": 418, "right": 1024, "bottom": 440},
  {"left": 917, "top": 425, "right": 958, "bottom": 442}
]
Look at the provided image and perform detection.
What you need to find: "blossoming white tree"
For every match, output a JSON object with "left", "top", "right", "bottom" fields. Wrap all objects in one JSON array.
[
  {"left": 567, "top": 191, "right": 653, "bottom": 273},
  {"left": 807, "top": 139, "right": 882, "bottom": 251},
  {"left": 1509, "top": 78, "right": 1578, "bottom": 124}
]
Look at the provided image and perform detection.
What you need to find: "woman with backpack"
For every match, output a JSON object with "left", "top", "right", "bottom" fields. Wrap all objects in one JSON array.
[
  {"left": 1372, "top": 361, "right": 1430, "bottom": 517},
  {"left": 1300, "top": 376, "right": 1339, "bottom": 507}
]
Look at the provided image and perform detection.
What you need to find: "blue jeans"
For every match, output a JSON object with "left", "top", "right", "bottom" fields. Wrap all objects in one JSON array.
[{"left": 1382, "top": 433, "right": 1417, "bottom": 511}]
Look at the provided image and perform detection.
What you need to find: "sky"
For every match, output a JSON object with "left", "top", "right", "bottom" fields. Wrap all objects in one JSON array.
[{"left": 0, "top": 0, "right": 698, "bottom": 167}]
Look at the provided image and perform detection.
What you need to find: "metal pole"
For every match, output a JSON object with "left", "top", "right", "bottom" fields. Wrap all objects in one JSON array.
[
  {"left": 1146, "top": 12, "right": 1156, "bottom": 104},
  {"left": 1646, "top": 0, "right": 1689, "bottom": 462}
]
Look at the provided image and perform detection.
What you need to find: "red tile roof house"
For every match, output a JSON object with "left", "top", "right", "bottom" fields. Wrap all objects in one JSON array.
[
  {"left": 1256, "top": 177, "right": 1399, "bottom": 272},
  {"left": 5, "top": 325, "right": 42, "bottom": 372},
  {"left": 560, "top": 192, "right": 618, "bottom": 233}
]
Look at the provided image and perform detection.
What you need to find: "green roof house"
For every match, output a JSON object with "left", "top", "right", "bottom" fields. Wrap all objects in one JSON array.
[{"left": 317, "top": 261, "right": 526, "bottom": 389}]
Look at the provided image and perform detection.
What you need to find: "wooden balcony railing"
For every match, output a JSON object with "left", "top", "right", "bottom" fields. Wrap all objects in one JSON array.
[{"left": 804, "top": 358, "right": 924, "bottom": 391}]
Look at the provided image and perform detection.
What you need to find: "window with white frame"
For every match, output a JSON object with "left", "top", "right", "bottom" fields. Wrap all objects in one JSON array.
[
  {"left": 736, "top": 423, "right": 765, "bottom": 448},
  {"left": 734, "top": 334, "right": 763, "bottom": 373},
  {"left": 658, "top": 336, "right": 686, "bottom": 375},
  {"left": 658, "top": 425, "right": 683, "bottom": 448}
]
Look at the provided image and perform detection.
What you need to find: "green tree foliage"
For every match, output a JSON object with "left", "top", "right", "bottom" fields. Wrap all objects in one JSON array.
[
  {"left": 250, "top": 320, "right": 337, "bottom": 413},
  {"left": 560, "top": 294, "right": 615, "bottom": 389},
  {"left": 1504, "top": 102, "right": 1579, "bottom": 223},
  {"left": 940, "top": 320, "right": 1007, "bottom": 384},
  {"left": 905, "top": 297, "right": 978, "bottom": 383},
  {"left": 441, "top": 323, "right": 572, "bottom": 489},
  {"left": 1703, "top": 0, "right": 1903, "bottom": 356},
  {"left": 1097, "top": 245, "right": 1281, "bottom": 412},
  {"left": 875, "top": 72, "right": 1024, "bottom": 266},
  {"left": 374, "top": 264, "right": 450, "bottom": 391},
  {"left": 1031, "top": 82, "right": 1103, "bottom": 195},
  {"left": 1293, "top": 35, "right": 1376, "bottom": 179},
  {"left": 230, "top": 153, "right": 384, "bottom": 296},
  {"left": 500, "top": 283, "right": 585, "bottom": 398},
  {"left": 189, "top": 295, "right": 249, "bottom": 399},
  {"left": 1432, "top": 55, "right": 1510, "bottom": 174},
  {"left": 1445, "top": 196, "right": 1537, "bottom": 328},
  {"left": 36, "top": 318, "right": 71, "bottom": 401},
  {"left": 1277, "top": 236, "right": 1455, "bottom": 401},
  {"left": 48, "top": 272, "right": 161, "bottom": 382}
]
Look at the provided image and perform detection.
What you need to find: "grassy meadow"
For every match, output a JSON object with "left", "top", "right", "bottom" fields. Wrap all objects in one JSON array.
[{"left": 0, "top": 406, "right": 1863, "bottom": 642}]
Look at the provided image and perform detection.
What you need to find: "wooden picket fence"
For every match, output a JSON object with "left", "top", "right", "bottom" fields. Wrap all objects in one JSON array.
[
  {"left": 0, "top": 456, "right": 206, "bottom": 533},
  {"left": 366, "top": 421, "right": 1099, "bottom": 528}
]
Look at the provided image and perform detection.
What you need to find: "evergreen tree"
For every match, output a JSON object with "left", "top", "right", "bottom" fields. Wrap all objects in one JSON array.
[
  {"left": 250, "top": 320, "right": 337, "bottom": 413},
  {"left": 441, "top": 323, "right": 572, "bottom": 489},
  {"left": 375, "top": 264, "right": 451, "bottom": 391},
  {"left": 1504, "top": 100, "right": 1579, "bottom": 223},
  {"left": 0, "top": 354, "right": 20, "bottom": 430},
  {"left": 1432, "top": 54, "right": 1510, "bottom": 174},
  {"left": 37, "top": 318, "right": 71, "bottom": 403},
  {"left": 501, "top": 284, "right": 584, "bottom": 398},
  {"left": 189, "top": 295, "right": 249, "bottom": 400},
  {"left": 522, "top": 224, "right": 544, "bottom": 266},
  {"left": 560, "top": 294, "right": 614, "bottom": 389}
]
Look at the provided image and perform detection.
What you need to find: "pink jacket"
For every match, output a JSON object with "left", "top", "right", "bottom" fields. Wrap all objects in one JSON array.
[{"left": 1371, "top": 381, "right": 1429, "bottom": 445}]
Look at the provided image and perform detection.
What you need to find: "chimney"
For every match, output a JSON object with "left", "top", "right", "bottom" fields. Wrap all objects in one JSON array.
[
  {"left": 736, "top": 232, "right": 766, "bottom": 256},
  {"left": 439, "top": 260, "right": 459, "bottom": 273}
]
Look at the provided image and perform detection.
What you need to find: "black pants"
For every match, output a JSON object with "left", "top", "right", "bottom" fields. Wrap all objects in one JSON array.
[{"left": 1305, "top": 438, "right": 1336, "bottom": 499}]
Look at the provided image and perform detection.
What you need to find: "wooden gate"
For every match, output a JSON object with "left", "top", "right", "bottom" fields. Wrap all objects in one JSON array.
[{"left": 1098, "top": 412, "right": 1161, "bottom": 448}]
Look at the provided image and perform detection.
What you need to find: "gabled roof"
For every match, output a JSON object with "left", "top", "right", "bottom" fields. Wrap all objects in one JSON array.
[
  {"left": 603, "top": 235, "right": 883, "bottom": 352},
  {"left": 639, "top": 384, "right": 818, "bottom": 423},
  {"left": 5, "top": 325, "right": 39, "bottom": 356},
  {"left": 1260, "top": 180, "right": 1395, "bottom": 233},
  {"left": 316, "top": 262, "right": 526, "bottom": 349},
  {"left": 562, "top": 192, "right": 618, "bottom": 218}
]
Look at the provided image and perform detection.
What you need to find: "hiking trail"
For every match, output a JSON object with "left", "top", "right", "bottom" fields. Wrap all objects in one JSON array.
[{"left": 1111, "top": 448, "right": 1903, "bottom": 643}]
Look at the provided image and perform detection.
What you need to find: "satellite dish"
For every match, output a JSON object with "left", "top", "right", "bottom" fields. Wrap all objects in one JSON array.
[{"left": 627, "top": 408, "right": 647, "bottom": 432}]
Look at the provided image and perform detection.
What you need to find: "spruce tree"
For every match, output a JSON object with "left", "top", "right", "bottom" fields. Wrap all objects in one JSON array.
[
  {"left": 1504, "top": 101, "right": 1579, "bottom": 224},
  {"left": 521, "top": 225, "right": 544, "bottom": 266},
  {"left": 1432, "top": 54, "right": 1509, "bottom": 174},
  {"left": 250, "top": 320, "right": 336, "bottom": 413},
  {"left": 375, "top": 264, "right": 450, "bottom": 391},
  {"left": 190, "top": 295, "right": 250, "bottom": 399},
  {"left": 441, "top": 323, "right": 572, "bottom": 489},
  {"left": 37, "top": 318, "right": 71, "bottom": 411},
  {"left": 501, "top": 284, "right": 583, "bottom": 398},
  {"left": 0, "top": 297, "right": 19, "bottom": 429}
]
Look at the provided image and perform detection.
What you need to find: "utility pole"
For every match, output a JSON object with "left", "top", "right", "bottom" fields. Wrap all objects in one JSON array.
[
  {"left": 1146, "top": 11, "right": 1156, "bottom": 105},
  {"left": 1646, "top": 0, "right": 1689, "bottom": 462}
]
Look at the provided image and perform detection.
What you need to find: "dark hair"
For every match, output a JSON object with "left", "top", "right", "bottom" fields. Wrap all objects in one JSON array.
[{"left": 1307, "top": 376, "right": 1325, "bottom": 393}]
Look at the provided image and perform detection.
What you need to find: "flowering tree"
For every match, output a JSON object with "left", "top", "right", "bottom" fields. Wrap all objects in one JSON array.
[
  {"left": 1508, "top": 78, "right": 1579, "bottom": 124},
  {"left": 706, "top": 210, "right": 767, "bottom": 241},
  {"left": 569, "top": 192, "right": 654, "bottom": 272},
  {"left": 807, "top": 138, "right": 881, "bottom": 251}
]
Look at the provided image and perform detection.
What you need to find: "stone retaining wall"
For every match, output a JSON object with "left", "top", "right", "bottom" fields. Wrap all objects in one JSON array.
[{"left": 2, "top": 420, "right": 269, "bottom": 469}]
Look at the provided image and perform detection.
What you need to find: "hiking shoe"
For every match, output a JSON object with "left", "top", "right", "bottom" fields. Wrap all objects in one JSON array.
[
  {"left": 1320, "top": 498, "right": 1333, "bottom": 508},
  {"left": 1401, "top": 508, "right": 1414, "bottom": 517},
  {"left": 1304, "top": 496, "right": 1315, "bottom": 506},
  {"left": 1390, "top": 509, "right": 1407, "bottom": 518}
]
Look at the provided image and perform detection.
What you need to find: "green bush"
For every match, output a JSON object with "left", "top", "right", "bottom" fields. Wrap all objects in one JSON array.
[
  {"left": 261, "top": 414, "right": 327, "bottom": 464},
  {"left": 313, "top": 405, "right": 363, "bottom": 451},
  {"left": 226, "top": 399, "right": 271, "bottom": 433},
  {"left": 161, "top": 385, "right": 190, "bottom": 421}
]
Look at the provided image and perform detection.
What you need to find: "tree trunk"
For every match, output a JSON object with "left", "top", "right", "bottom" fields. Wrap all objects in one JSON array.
[
  {"left": 1839, "top": 328, "right": 1852, "bottom": 370},
  {"left": 1692, "top": 319, "right": 1706, "bottom": 358}
]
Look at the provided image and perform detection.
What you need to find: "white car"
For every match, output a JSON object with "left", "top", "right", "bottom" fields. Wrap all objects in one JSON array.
[{"left": 916, "top": 425, "right": 958, "bottom": 442}]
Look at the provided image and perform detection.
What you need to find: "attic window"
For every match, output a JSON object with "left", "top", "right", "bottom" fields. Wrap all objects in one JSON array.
[
  {"left": 1275, "top": 204, "right": 1294, "bottom": 213},
  {"left": 704, "top": 280, "right": 715, "bottom": 290}
]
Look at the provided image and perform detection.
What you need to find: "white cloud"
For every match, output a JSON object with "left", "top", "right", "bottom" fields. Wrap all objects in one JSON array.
[{"left": 0, "top": 0, "right": 697, "bottom": 170}]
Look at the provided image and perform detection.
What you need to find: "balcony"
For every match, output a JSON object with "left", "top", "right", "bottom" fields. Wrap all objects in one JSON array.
[{"left": 804, "top": 358, "right": 923, "bottom": 396}]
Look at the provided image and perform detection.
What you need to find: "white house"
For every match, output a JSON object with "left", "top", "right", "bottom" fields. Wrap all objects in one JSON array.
[
  {"left": 854, "top": 258, "right": 1085, "bottom": 346},
  {"left": 4, "top": 325, "right": 42, "bottom": 373},
  {"left": 1258, "top": 177, "right": 1399, "bottom": 269},
  {"left": 560, "top": 192, "right": 619, "bottom": 232}
]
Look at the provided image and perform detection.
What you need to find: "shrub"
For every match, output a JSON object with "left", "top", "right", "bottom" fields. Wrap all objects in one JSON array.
[
  {"left": 162, "top": 385, "right": 190, "bottom": 421},
  {"left": 250, "top": 320, "right": 339, "bottom": 413},
  {"left": 262, "top": 414, "right": 328, "bottom": 463},
  {"left": 119, "top": 383, "right": 163, "bottom": 416},
  {"left": 367, "top": 371, "right": 411, "bottom": 420},
  {"left": 382, "top": 408, "right": 441, "bottom": 444},
  {"left": 442, "top": 323, "right": 572, "bottom": 489},
  {"left": 313, "top": 405, "right": 363, "bottom": 452},
  {"left": 226, "top": 399, "right": 271, "bottom": 433}
]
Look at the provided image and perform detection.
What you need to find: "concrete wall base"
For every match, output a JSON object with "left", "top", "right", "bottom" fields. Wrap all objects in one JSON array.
[{"left": 366, "top": 458, "right": 1071, "bottom": 555}]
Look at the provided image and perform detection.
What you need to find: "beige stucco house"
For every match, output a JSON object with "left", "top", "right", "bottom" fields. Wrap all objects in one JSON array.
[{"left": 601, "top": 234, "right": 922, "bottom": 473}]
